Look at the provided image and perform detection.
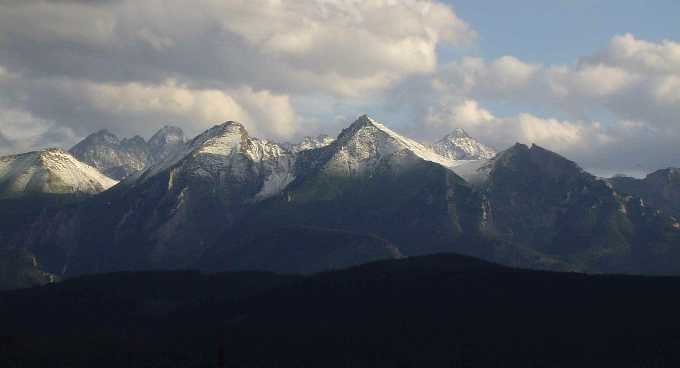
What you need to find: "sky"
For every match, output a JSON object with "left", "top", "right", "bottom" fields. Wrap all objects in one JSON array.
[{"left": 0, "top": 0, "right": 679, "bottom": 177}]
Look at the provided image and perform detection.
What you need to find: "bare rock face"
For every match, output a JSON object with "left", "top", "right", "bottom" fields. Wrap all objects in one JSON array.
[
  {"left": 3, "top": 115, "right": 680, "bottom": 286},
  {"left": 70, "top": 126, "right": 186, "bottom": 180}
]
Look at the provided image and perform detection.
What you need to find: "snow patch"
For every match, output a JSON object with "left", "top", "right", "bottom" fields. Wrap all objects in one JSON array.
[{"left": 430, "top": 128, "right": 496, "bottom": 161}]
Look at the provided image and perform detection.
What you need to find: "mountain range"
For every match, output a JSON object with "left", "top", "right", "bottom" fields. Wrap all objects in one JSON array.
[{"left": 1, "top": 115, "right": 679, "bottom": 289}]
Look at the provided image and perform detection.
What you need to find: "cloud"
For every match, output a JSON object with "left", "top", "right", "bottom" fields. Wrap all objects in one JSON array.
[
  {"left": 0, "top": 0, "right": 472, "bottom": 151},
  {"left": 0, "top": 76, "right": 299, "bottom": 142},
  {"left": 400, "top": 33, "right": 680, "bottom": 174},
  {"left": 593, "top": 33, "right": 680, "bottom": 75},
  {"left": 0, "top": 0, "right": 472, "bottom": 95},
  {"left": 0, "top": 108, "right": 77, "bottom": 155},
  {"left": 433, "top": 34, "right": 680, "bottom": 123},
  {"left": 435, "top": 56, "right": 541, "bottom": 100},
  {"left": 425, "top": 99, "right": 604, "bottom": 153}
]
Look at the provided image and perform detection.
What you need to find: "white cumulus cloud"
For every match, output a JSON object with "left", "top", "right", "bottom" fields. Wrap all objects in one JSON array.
[
  {"left": 402, "top": 33, "right": 680, "bottom": 174},
  {"left": 0, "top": 0, "right": 473, "bottom": 150}
]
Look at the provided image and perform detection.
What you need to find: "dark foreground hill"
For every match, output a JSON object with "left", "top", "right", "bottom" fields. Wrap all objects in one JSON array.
[{"left": 2, "top": 253, "right": 680, "bottom": 367}]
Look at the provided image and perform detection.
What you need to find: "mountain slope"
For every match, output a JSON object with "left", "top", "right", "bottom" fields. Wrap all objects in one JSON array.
[
  {"left": 0, "top": 149, "right": 117, "bottom": 198},
  {"left": 430, "top": 128, "right": 496, "bottom": 160},
  {"left": 478, "top": 143, "right": 680, "bottom": 273}
]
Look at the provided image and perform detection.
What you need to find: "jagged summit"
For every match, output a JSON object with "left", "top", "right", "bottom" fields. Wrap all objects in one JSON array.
[
  {"left": 149, "top": 126, "right": 184, "bottom": 159},
  {"left": 188, "top": 121, "right": 248, "bottom": 156},
  {"left": 70, "top": 126, "right": 186, "bottom": 180},
  {"left": 0, "top": 148, "right": 117, "bottom": 197},
  {"left": 185, "top": 122, "right": 242, "bottom": 144},
  {"left": 430, "top": 128, "right": 496, "bottom": 161},
  {"left": 78, "top": 129, "right": 118, "bottom": 145},
  {"left": 150, "top": 125, "right": 184, "bottom": 143}
]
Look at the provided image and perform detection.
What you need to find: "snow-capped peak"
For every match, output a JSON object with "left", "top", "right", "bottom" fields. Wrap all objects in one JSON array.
[
  {"left": 137, "top": 121, "right": 295, "bottom": 200},
  {"left": 0, "top": 148, "right": 117, "bottom": 197},
  {"left": 188, "top": 122, "right": 295, "bottom": 199},
  {"left": 332, "top": 115, "right": 458, "bottom": 170},
  {"left": 430, "top": 128, "right": 496, "bottom": 161}
]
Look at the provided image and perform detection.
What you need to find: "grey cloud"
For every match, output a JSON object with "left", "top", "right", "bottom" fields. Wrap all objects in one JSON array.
[
  {"left": 0, "top": 131, "right": 11, "bottom": 150},
  {"left": 3, "top": 2, "right": 674, "bottom": 176},
  {"left": 0, "top": 0, "right": 470, "bottom": 152},
  {"left": 0, "top": 1, "right": 469, "bottom": 95}
]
